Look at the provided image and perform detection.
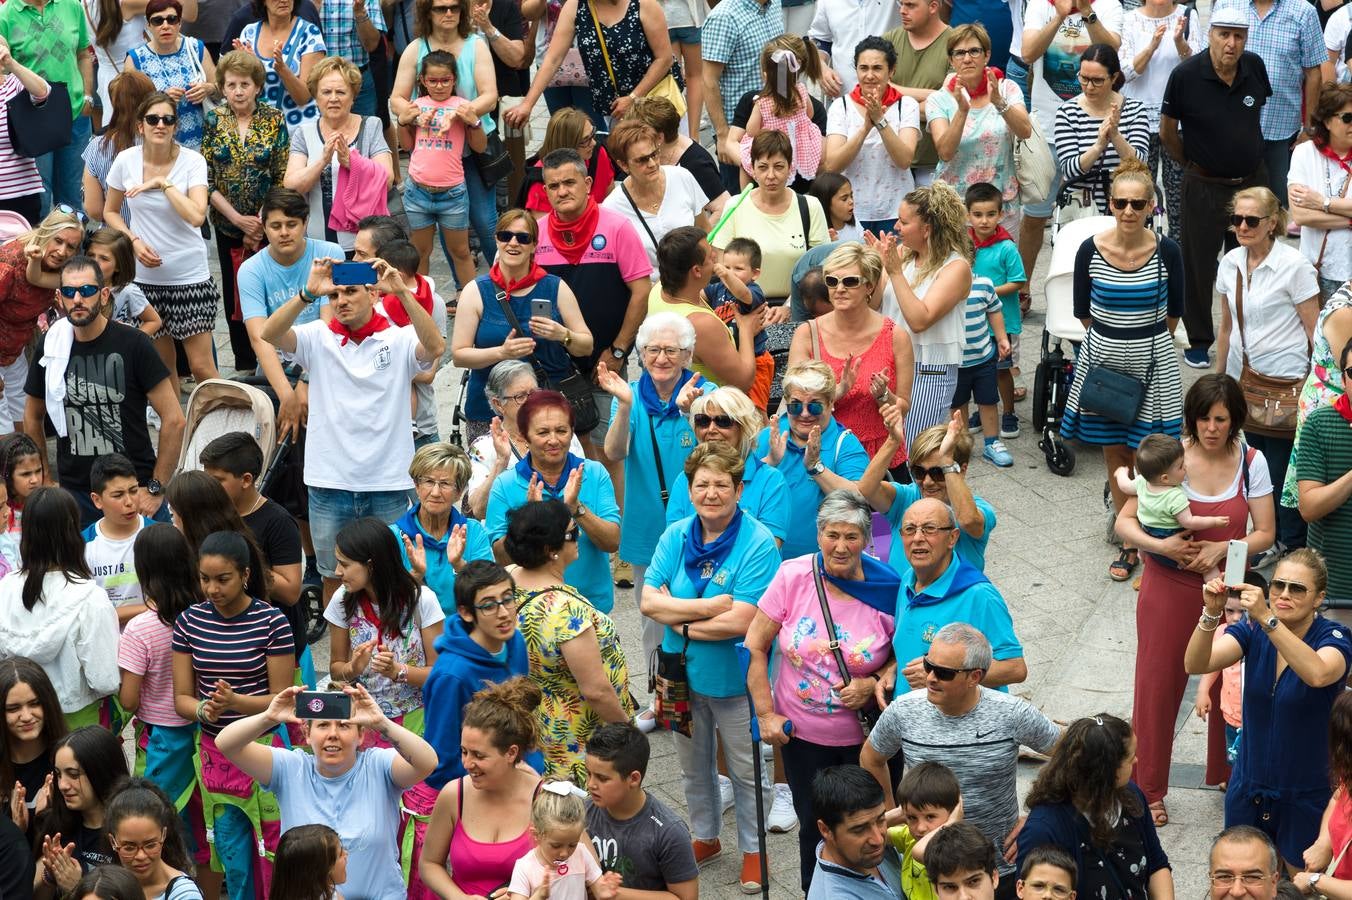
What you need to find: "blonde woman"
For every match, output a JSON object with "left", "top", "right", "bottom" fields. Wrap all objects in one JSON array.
[{"left": 871, "top": 181, "right": 975, "bottom": 445}]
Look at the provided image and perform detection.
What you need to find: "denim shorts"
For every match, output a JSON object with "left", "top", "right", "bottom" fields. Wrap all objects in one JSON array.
[
  {"left": 404, "top": 180, "right": 470, "bottom": 231},
  {"left": 668, "top": 25, "right": 701, "bottom": 44},
  {"left": 308, "top": 486, "right": 411, "bottom": 577}
]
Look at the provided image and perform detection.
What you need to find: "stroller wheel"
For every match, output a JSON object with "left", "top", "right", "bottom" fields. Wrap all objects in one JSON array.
[
  {"left": 301, "top": 584, "right": 327, "bottom": 646},
  {"left": 1042, "top": 434, "right": 1076, "bottom": 476}
]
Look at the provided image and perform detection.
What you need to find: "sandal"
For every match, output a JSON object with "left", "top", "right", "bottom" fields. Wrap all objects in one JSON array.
[
  {"left": 1148, "top": 800, "right": 1168, "bottom": 827},
  {"left": 1109, "top": 549, "right": 1139, "bottom": 582},
  {"left": 1013, "top": 387, "right": 1028, "bottom": 402}
]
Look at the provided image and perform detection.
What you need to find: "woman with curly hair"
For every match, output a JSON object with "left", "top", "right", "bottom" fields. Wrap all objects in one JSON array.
[
  {"left": 1295, "top": 691, "right": 1352, "bottom": 896},
  {"left": 1016, "top": 713, "right": 1174, "bottom": 900}
]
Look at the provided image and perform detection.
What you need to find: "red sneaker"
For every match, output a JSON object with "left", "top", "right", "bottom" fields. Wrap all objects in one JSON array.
[{"left": 692, "top": 838, "right": 722, "bottom": 866}]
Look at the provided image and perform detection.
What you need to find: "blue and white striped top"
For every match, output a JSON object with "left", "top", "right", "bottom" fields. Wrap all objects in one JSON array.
[{"left": 961, "top": 276, "right": 1001, "bottom": 368}]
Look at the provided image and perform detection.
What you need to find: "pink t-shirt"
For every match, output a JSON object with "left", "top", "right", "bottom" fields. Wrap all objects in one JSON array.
[
  {"left": 507, "top": 844, "right": 601, "bottom": 900},
  {"left": 758, "top": 555, "right": 895, "bottom": 746},
  {"left": 408, "top": 95, "right": 468, "bottom": 189},
  {"left": 118, "top": 610, "right": 191, "bottom": 727}
]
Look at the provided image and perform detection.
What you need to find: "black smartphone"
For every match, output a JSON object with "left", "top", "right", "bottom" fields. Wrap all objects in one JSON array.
[
  {"left": 331, "top": 261, "right": 378, "bottom": 286},
  {"left": 529, "top": 298, "right": 553, "bottom": 321},
  {"left": 294, "top": 691, "right": 351, "bottom": 720}
]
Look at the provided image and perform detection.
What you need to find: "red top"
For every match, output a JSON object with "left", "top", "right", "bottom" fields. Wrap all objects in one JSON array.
[
  {"left": 1330, "top": 789, "right": 1352, "bottom": 880},
  {"left": 816, "top": 318, "right": 906, "bottom": 468},
  {"left": 0, "top": 238, "right": 56, "bottom": 366}
]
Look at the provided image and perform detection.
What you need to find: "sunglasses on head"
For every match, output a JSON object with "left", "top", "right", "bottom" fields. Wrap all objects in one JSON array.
[
  {"left": 693, "top": 413, "right": 736, "bottom": 429},
  {"left": 496, "top": 229, "right": 533, "bottom": 245},
  {"left": 59, "top": 284, "right": 100, "bottom": 299},
  {"left": 922, "top": 656, "right": 979, "bottom": 681},
  {"left": 1229, "top": 213, "right": 1270, "bottom": 229},
  {"left": 1109, "top": 197, "right": 1149, "bottom": 211},
  {"left": 144, "top": 113, "right": 178, "bottom": 126},
  {"left": 54, "top": 202, "right": 88, "bottom": 225},
  {"left": 148, "top": 13, "right": 180, "bottom": 24},
  {"left": 909, "top": 464, "right": 951, "bottom": 482},
  {"left": 824, "top": 274, "right": 864, "bottom": 289},
  {"left": 787, "top": 400, "right": 825, "bottom": 417}
]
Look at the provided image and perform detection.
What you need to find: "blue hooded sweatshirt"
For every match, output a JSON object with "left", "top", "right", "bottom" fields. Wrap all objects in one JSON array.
[{"left": 421, "top": 617, "right": 541, "bottom": 789}]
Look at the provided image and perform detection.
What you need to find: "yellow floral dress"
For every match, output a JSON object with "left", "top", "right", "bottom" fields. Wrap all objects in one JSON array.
[{"left": 516, "top": 584, "right": 636, "bottom": 785}]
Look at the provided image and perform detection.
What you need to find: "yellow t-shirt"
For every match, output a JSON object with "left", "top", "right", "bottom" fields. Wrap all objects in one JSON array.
[
  {"left": 887, "top": 824, "right": 939, "bottom": 900},
  {"left": 709, "top": 191, "right": 829, "bottom": 299}
]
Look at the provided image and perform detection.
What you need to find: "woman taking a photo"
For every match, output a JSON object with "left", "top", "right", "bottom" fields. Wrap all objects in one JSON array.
[
  {"left": 1116, "top": 374, "right": 1276, "bottom": 827},
  {"left": 105, "top": 91, "right": 221, "bottom": 393},
  {"left": 745, "top": 488, "right": 899, "bottom": 892},
  {"left": 1186, "top": 550, "right": 1352, "bottom": 868},
  {"left": 1288, "top": 83, "right": 1352, "bottom": 302},
  {"left": 1054, "top": 45, "right": 1150, "bottom": 216},
  {"left": 602, "top": 119, "right": 714, "bottom": 267},
  {"left": 0, "top": 659, "right": 67, "bottom": 837},
  {"left": 1059, "top": 159, "right": 1183, "bottom": 583},
  {"left": 1214, "top": 187, "right": 1319, "bottom": 558},
  {"left": 628, "top": 96, "right": 729, "bottom": 221},
  {"left": 234, "top": 0, "right": 326, "bottom": 127},
  {"left": 928, "top": 25, "right": 1033, "bottom": 231},
  {"left": 104, "top": 778, "right": 201, "bottom": 900},
  {"left": 83, "top": 71, "right": 156, "bottom": 223},
  {"left": 1017, "top": 714, "right": 1173, "bottom": 900},
  {"left": 504, "top": 499, "right": 634, "bottom": 784},
  {"left": 125, "top": 0, "right": 218, "bottom": 150}
]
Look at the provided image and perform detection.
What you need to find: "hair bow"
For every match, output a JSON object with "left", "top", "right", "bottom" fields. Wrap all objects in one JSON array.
[
  {"left": 771, "top": 48, "right": 802, "bottom": 98},
  {"left": 541, "top": 781, "right": 589, "bottom": 798}
]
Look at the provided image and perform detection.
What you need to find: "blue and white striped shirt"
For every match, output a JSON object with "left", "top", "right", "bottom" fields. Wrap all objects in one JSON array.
[{"left": 961, "top": 276, "right": 1001, "bottom": 367}]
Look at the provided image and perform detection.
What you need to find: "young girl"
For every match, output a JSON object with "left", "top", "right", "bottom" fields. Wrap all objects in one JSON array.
[
  {"left": 738, "top": 35, "right": 823, "bottom": 186},
  {"left": 322, "top": 517, "right": 444, "bottom": 739},
  {"left": 506, "top": 782, "right": 607, "bottom": 900},
  {"left": 85, "top": 229, "right": 162, "bottom": 337},
  {"left": 0, "top": 479, "right": 19, "bottom": 577},
  {"left": 73, "top": 866, "right": 147, "bottom": 900},
  {"left": 398, "top": 50, "right": 487, "bottom": 288},
  {"left": 33, "top": 726, "right": 130, "bottom": 900},
  {"left": 1195, "top": 593, "right": 1245, "bottom": 772},
  {"left": 0, "top": 432, "right": 44, "bottom": 537},
  {"left": 1, "top": 658, "right": 67, "bottom": 837},
  {"left": 171, "top": 531, "right": 293, "bottom": 900},
  {"left": 105, "top": 778, "right": 202, "bottom": 900},
  {"left": 269, "top": 824, "right": 346, "bottom": 900},
  {"left": 809, "top": 172, "right": 861, "bottom": 242}
]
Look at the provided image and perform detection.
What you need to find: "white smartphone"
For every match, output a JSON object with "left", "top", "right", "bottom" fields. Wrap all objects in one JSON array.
[{"left": 1224, "top": 539, "right": 1248, "bottom": 592}]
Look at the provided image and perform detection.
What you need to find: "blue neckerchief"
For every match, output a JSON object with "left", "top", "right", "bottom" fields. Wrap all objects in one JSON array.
[
  {"left": 514, "top": 452, "right": 585, "bottom": 498},
  {"left": 638, "top": 369, "right": 695, "bottom": 419},
  {"left": 682, "top": 508, "right": 744, "bottom": 595},
  {"left": 905, "top": 556, "right": 990, "bottom": 609},
  {"left": 817, "top": 552, "right": 902, "bottom": 616},
  {"left": 395, "top": 504, "right": 466, "bottom": 551}
]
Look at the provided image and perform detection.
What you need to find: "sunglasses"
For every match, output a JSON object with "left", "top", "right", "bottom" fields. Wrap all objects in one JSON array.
[
  {"left": 824, "top": 274, "right": 864, "bottom": 289},
  {"left": 1229, "top": 213, "right": 1270, "bottom": 229},
  {"left": 143, "top": 113, "right": 178, "bottom": 126},
  {"left": 693, "top": 413, "right": 736, "bottom": 429},
  {"left": 909, "top": 464, "right": 952, "bottom": 482},
  {"left": 1334, "top": 112, "right": 1352, "bottom": 124},
  {"left": 430, "top": 3, "right": 460, "bottom": 11},
  {"left": 1270, "top": 578, "right": 1308, "bottom": 598},
  {"left": 922, "top": 656, "right": 979, "bottom": 681},
  {"left": 55, "top": 202, "right": 88, "bottom": 225},
  {"left": 564, "top": 526, "right": 580, "bottom": 543},
  {"left": 787, "top": 400, "right": 825, "bottom": 417},
  {"left": 496, "top": 230, "right": 534, "bottom": 245},
  {"left": 59, "top": 284, "right": 100, "bottom": 299},
  {"left": 1344, "top": 365, "right": 1352, "bottom": 381},
  {"left": 1109, "top": 198, "right": 1149, "bottom": 211},
  {"left": 148, "top": 13, "right": 180, "bottom": 24}
]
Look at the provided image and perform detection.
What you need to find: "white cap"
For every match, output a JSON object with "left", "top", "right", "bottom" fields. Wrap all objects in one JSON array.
[{"left": 1209, "top": 7, "right": 1251, "bottom": 29}]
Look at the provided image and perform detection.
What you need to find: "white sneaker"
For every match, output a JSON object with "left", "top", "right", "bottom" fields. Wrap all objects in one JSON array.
[
  {"left": 719, "top": 775, "right": 734, "bottom": 814},
  {"left": 760, "top": 740, "right": 774, "bottom": 761},
  {"left": 767, "top": 783, "right": 798, "bottom": 833}
]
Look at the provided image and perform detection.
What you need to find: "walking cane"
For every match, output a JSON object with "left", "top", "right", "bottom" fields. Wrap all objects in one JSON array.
[{"left": 736, "top": 641, "right": 791, "bottom": 900}]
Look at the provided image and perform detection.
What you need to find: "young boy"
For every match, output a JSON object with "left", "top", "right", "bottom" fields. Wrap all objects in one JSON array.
[
  {"left": 704, "top": 237, "right": 775, "bottom": 412},
  {"left": 584, "top": 723, "right": 699, "bottom": 897},
  {"left": 379, "top": 239, "right": 447, "bottom": 448},
  {"left": 966, "top": 183, "right": 1027, "bottom": 439},
  {"left": 1017, "top": 846, "right": 1078, "bottom": 900},
  {"left": 926, "top": 822, "right": 1001, "bottom": 900},
  {"left": 950, "top": 274, "right": 1013, "bottom": 468},
  {"left": 82, "top": 453, "right": 152, "bottom": 624},
  {"left": 885, "top": 761, "right": 963, "bottom": 900},
  {"left": 1114, "top": 433, "right": 1230, "bottom": 573}
]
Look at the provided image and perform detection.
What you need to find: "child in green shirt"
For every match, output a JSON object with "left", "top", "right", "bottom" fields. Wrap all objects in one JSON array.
[{"left": 885, "top": 761, "right": 963, "bottom": 900}]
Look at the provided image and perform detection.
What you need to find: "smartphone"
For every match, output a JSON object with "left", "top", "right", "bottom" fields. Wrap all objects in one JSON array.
[
  {"left": 1224, "top": 539, "right": 1248, "bottom": 594},
  {"left": 331, "top": 261, "right": 378, "bottom": 286},
  {"left": 294, "top": 691, "right": 351, "bottom": 720},
  {"left": 529, "top": 298, "right": 553, "bottom": 321}
]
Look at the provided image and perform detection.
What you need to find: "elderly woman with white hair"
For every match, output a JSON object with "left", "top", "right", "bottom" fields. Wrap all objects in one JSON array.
[
  {"left": 744, "top": 488, "right": 900, "bottom": 892},
  {"left": 755, "top": 361, "right": 872, "bottom": 560}
]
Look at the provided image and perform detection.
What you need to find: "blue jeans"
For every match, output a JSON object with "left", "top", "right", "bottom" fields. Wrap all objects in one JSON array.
[
  {"left": 543, "top": 85, "right": 606, "bottom": 133},
  {"left": 308, "top": 486, "right": 411, "bottom": 576},
  {"left": 353, "top": 66, "right": 377, "bottom": 117},
  {"left": 1262, "top": 132, "right": 1297, "bottom": 207},
  {"left": 37, "top": 115, "right": 92, "bottom": 215},
  {"left": 1004, "top": 55, "right": 1033, "bottom": 110},
  {"left": 404, "top": 180, "right": 470, "bottom": 231},
  {"left": 463, "top": 158, "right": 497, "bottom": 265}
]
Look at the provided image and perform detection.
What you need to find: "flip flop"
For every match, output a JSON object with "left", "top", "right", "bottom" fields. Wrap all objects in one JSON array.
[
  {"left": 1148, "top": 800, "right": 1168, "bottom": 827},
  {"left": 1109, "top": 548, "right": 1139, "bottom": 582}
]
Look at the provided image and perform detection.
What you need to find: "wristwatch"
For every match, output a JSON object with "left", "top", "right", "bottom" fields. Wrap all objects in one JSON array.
[
  {"left": 1323, "top": 197, "right": 1332, "bottom": 213},
  {"left": 145, "top": 478, "right": 163, "bottom": 496},
  {"left": 609, "top": 345, "right": 629, "bottom": 361},
  {"left": 573, "top": 504, "right": 590, "bottom": 520},
  {"left": 1309, "top": 874, "right": 1323, "bottom": 893},
  {"left": 938, "top": 462, "right": 962, "bottom": 475},
  {"left": 1261, "top": 614, "right": 1279, "bottom": 632},
  {"left": 874, "top": 119, "right": 887, "bottom": 133},
  {"left": 1083, "top": 11, "right": 1098, "bottom": 22},
  {"left": 806, "top": 461, "right": 826, "bottom": 476}
]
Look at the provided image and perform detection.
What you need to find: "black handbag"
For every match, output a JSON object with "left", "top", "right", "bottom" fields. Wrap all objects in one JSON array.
[
  {"left": 811, "top": 557, "right": 882, "bottom": 737},
  {"left": 492, "top": 288, "right": 601, "bottom": 435},
  {"left": 474, "top": 127, "right": 512, "bottom": 186},
  {"left": 8, "top": 82, "right": 73, "bottom": 158},
  {"left": 649, "top": 624, "right": 693, "bottom": 737},
  {"left": 1076, "top": 252, "right": 1163, "bottom": 427}
]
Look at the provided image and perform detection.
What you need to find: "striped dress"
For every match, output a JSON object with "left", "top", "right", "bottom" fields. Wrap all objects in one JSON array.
[{"left": 1061, "top": 234, "right": 1185, "bottom": 447}]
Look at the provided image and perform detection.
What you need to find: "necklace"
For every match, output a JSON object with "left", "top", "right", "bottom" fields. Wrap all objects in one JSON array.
[{"left": 243, "top": 493, "right": 266, "bottom": 517}]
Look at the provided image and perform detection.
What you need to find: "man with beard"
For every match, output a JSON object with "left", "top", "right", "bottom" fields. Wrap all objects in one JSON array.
[
  {"left": 23, "top": 256, "right": 184, "bottom": 527},
  {"left": 807, "top": 765, "right": 901, "bottom": 899}
]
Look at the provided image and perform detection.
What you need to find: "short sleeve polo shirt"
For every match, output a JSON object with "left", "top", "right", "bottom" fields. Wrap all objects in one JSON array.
[{"left": 1160, "top": 49, "right": 1271, "bottom": 178}]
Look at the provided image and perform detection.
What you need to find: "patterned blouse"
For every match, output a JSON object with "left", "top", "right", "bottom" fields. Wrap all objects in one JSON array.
[
  {"left": 516, "top": 583, "right": 636, "bottom": 786},
  {"left": 202, "top": 102, "right": 289, "bottom": 239},
  {"left": 573, "top": 0, "right": 674, "bottom": 113},
  {"left": 238, "top": 17, "right": 326, "bottom": 129},
  {"left": 127, "top": 36, "right": 210, "bottom": 150}
]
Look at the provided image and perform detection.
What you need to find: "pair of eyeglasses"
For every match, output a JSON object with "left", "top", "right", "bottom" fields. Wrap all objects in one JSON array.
[
  {"left": 111, "top": 837, "right": 163, "bottom": 856},
  {"left": 824, "top": 274, "right": 864, "bottom": 289},
  {"left": 496, "top": 229, "right": 534, "bottom": 245},
  {"left": 577, "top": 131, "right": 596, "bottom": 149},
  {"left": 629, "top": 149, "right": 660, "bottom": 167},
  {"left": 417, "top": 477, "right": 458, "bottom": 493},
  {"left": 909, "top": 464, "right": 951, "bottom": 483},
  {"left": 144, "top": 113, "right": 178, "bottom": 126},
  {"left": 922, "top": 656, "right": 979, "bottom": 681},
  {"left": 564, "top": 525, "right": 580, "bottom": 542},
  {"left": 643, "top": 345, "right": 683, "bottom": 359},
  {"left": 59, "top": 284, "right": 100, "bottom": 299},
  {"left": 1077, "top": 74, "right": 1108, "bottom": 87},
  {"left": 1209, "top": 874, "right": 1272, "bottom": 888},
  {"left": 1109, "top": 197, "right": 1149, "bottom": 211},
  {"left": 423, "top": 76, "right": 454, "bottom": 87},
  {"left": 430, "top": 3, "right": 460, "bottom": 12},
  {"left": 148, "top": 13, "right": 180, "bottom": 25},
  {"left": 501, "top": 388, "right": 536, "bottom": 405},
  {"left": 902, "top": 523, "right": 955, "bottom": 537},
  {"left": 787, "top": 400, "right": 825, "bottom": 417},
  {"left": 1344, "top": 365, "right": 1352, "bottom": 381},
  {"left": 1229, "top": 213, "right": 1270, "bottom": 229},
  {"left": 1270, "top": 578, "right": 1308, "bottom": 598},
  {"left": 949, "top": 47, "right": 984, "bottom": 59},
  {"left": 474, "top": 594, "right": 518, "bottom": 613},
  {"left": 693, "top": 413, "right": 736, "bottom": 429}
]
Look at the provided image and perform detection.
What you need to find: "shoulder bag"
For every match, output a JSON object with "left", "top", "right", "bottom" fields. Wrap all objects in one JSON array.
[
  {"left": 586, "top": 0, "right": 686, "bottom": 117},
  {"left": 1015, "top": 113, "right": 1056, "bottom": 206},
  {"left": 811, "top": 556, "right": 882, "bottom": 737},
  {"left": 1076, "top": 250, "right": 1163, "bottom": 426},
  {"left": 473, "top": 122, "right": 513, "bottom": 186},
  {"left": 650, "top": 624, "right": 693, "bottom": 736},
  {"left": 1233, "top": 269, "right": 1305, "bottom": 437},
  {"left": 7, "top": 81, "right": 71, "bottom": 158},
  {"left": 492, "top": 285, "right": 600, "bottom": 435},
  {"left": 186, "top": 37, "right": 222, "bottom": 115}
]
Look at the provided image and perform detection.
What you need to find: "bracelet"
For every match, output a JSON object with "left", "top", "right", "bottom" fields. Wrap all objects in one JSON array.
[
  {"left": 299, "top": 286, "right": 319, "bottom": 304},
  {"left": 1197, "top": 616, "right": 1219, "bottom": 632},
  {"left": 195, "top": 699, "right": 209, "bottom": 722},
  {"left": 1200, "top": 609, "right": 1222, "bottom": 623}
]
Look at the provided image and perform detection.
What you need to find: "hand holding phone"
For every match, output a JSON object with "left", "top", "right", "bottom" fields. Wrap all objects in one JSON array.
[
  {"left": 1223, "top": 539, "right": 1248, "bottom": 595},
  {"left": 294, "top": 691, "right": 352, "bottom": 720},
  {"left": 331, "top": 261, "right": 378, "bottom": 286}
]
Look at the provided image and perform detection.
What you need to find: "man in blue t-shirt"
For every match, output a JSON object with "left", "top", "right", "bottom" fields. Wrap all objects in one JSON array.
[{"left": 805, "top": 765, "right": 902, "bottom": 900}]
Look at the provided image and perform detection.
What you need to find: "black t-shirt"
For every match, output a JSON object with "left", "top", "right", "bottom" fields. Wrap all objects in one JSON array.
[
  {"left": 678, "top": 141, "right": 725, "bottom": 203},
  {"left": 72, "top": 823, "right": 116, "bottom": 872},
  {"left": 1159, "top": 50, "right": 1271, "bottom": 179},
  {"left": 731, "top": 90, "right": 829, "bottom": 134},
  {"left": 220, "top": 1, "right": 323, "bottom": 57},
  {"left": 12, "top": 753, "right": 51, "bottom": 812},
  {"left": 489, "top": 0, "right": 528, "bottom": 98},
  {"left": 0, "top": 816, "right": 33, "bottom": 900},
  {"left": 244, "top": 499, "right": 305, "bottom": 658},
  {"left": 24, "top": 322, "right": 170, "bottom": 495}
]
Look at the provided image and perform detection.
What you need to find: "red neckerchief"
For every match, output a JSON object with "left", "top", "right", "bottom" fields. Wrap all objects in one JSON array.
[
  {"left": 328, "top": 311, "right": 391, "bottom": 346},
  {"left": 946, "top": 67, "right": 1005, "bottom": 98},
  {"left": 1318, "top": 141, "right": 1352, "bottom": 175},
  {"left": 381, "top": 274, "right": 433, "bottom": 327},
  {"left": 545, "top": 198, "right": 601, "bottom": 265},
  {"left": 849, "top": 82, "right": 903, "bottom": 109},
  {"left": 489, "top": 260, "right": 549, "bottom": 295},
  {"left": 970, "top": 225, "right": 1014, "bottom": 249},
  {"left": 356, "top": 594, "right": 399, "bottom": 643},
  {"left": 1335, "top": 392, "right": 1352, "bottom": 424}
]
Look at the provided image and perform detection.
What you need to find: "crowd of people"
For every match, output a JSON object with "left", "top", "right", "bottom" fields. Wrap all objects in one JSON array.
[{"left": 0, "top": 0, "right": 1350, "bottom": 896}]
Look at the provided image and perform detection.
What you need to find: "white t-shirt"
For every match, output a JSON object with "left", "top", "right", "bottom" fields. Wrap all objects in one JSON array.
[
  {"left": 1119, "top": 6, "right": 1204, "bottom": 128},
  {"left": 1327, "top": 6, "right": 1350, "bottom": 82},
  {"left": 291, "top": 320, "right": 433, "bottom": 491},
  {"left": 601, "top": 166, "right": 708, "bottom": 268},
  {"left": 1024, "top": 0, "right": 1125, "bottom": 136},
  {"left": 105, "top": 146, "right": 211, "bottom": 285},
  {"left": 1215, "top": 240, "right": 1319, "bottom": 380},
  {"left": 881, "top": 251, "right": 969, "bottom": 365},
  {"left": 825, "top": 95, "right": 921, "bottom": 221},
  {"left": 111, "top": 284, "right": 150, "bottom": 327},
  {"left": 808, "top": 0, "right": 902, "bottom": 95},
  {"left": 84, "top": 518, "right": 148, "bottom": 608},
  {"left": 1288, "top": 139, "right": 1352, "bottom": 283}
]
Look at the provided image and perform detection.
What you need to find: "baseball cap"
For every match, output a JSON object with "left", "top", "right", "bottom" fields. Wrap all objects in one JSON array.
[{"left": 1209, "top": 7, "right": 1251, "bottom": 29}]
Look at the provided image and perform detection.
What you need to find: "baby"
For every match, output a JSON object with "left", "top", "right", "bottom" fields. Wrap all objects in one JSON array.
[
  {"left": 507, "top": 781, "right": 619, "bottom": 900},
  {"left": 1115, "top": 433, "right": 1230, "bottom": 575}
]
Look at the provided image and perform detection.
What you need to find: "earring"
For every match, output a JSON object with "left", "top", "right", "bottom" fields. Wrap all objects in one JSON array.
[{"left": 552, "top": 553, "right": 559, "bottom": 560}]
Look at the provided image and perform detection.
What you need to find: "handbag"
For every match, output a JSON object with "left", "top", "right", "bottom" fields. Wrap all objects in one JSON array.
[
  {"left": 1076, "top": 252, "right": 1162, "bottom": 426},
  {"left": 650, "top": 624, "right": 693, "bottom": 737},
  {"left": 586, "top": 0, "right": 686, "bottom": 117},
  {"left": 7, "top": 81, "right": 72, "bottom": 158},
  {"left": 474, "top": 126, "right": 513, "bottom": 187},
  {"left": 492, "top": 287, "right": 601, "bottom": 435},
  {"left": 811, "top": 556, "right": 882, "bottom": 737},
  {"left": 185, "top": 37, "right": 222, "bottom": 115},
  {"left": 1233, "top": 270, "right": 1305, "bottom": 437},
  {"left": 1014, "top": 114, "right": 1056, "bottom": 206}
]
